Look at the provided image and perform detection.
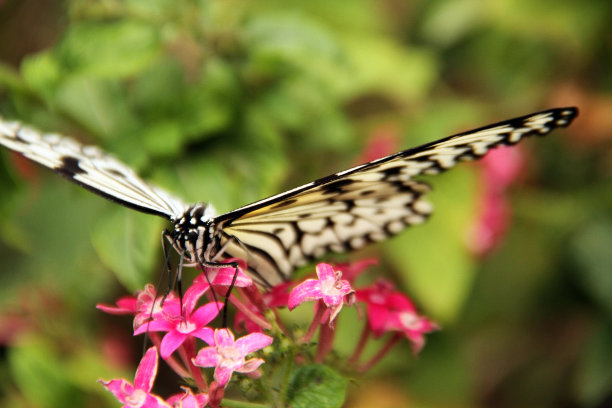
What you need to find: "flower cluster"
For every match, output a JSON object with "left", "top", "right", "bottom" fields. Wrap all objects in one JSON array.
[{"left": 98, "top": 261, "right": 437, "bottom": 407}]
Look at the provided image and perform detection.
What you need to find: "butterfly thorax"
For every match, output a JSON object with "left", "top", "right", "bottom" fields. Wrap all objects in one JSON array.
[{"left": 171, "top": 203, "right": 219, "bottom": 264}]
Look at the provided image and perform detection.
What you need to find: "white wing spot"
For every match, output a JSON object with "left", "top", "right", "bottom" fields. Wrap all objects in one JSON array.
[
  {"left": 387, "top": 220, "right": 404, "bottom": 234},
  {"left": 413, "top": 200, "right": 433, "bottom": 214},
  {"left": 297, "top": 218, "right": 327, "bottom": 233},
  {"left": 350, "top": 237, "right": 366, "bottom": 249},
  {"left": 406, "top": 214, "right": 426, "bottom": 225}
]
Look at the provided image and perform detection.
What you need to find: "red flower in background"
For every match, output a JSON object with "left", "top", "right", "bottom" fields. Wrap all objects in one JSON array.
[
  {"left": 356, "top": 280, "right": 438, "bottom": 353},
  {"left": 468, "top": 146, "right": 526, "bottom": 256}
]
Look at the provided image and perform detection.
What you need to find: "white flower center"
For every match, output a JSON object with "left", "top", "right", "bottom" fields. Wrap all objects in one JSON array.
[
  {"left": 126, "top": 389, "right": 147, "bottom": 407},
  {"left": 399, "top": 312, "right": 420, "bottom": 330},
  {"left": 177, "top": 320, "right": 196, "bottom": 333},
  {"left": 217, "top": 345, "right": 243, "bottom": 369}
]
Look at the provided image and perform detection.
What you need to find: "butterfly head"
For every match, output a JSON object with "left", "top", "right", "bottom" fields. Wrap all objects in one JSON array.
[{"left": 171, "top": 203, "right": 218, "bottom": 262}]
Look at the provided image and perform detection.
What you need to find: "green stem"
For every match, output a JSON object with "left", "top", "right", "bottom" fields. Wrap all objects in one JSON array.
[
  {"left": 220, "top": 398, "right": 270, "bottom": 408},
  {"left": 279, "top": 346, "right": 296, "bottom": 405},
  {"left": 254, "top": 376, "right": 279, "bottom": 408}
]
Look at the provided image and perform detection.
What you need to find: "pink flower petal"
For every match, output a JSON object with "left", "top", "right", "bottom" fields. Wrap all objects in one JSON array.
[
  {"left": 315, "top": 263, "right": 336, "bottom": 281},
  {"left": 214, "top": 328, "right": 235, "bottom": 347},
  {"left": 288, "top": 279, "right": 323, "bottom": 309},
  {"left": 327, "top": 303, "right": 343, "bottom": 324},
  {"left": 191, "top": 327, "right": 215, "bottom": 345},
  {"left": 160, "top": 331, "right": 188, "bottom": 359},
  {"left": 99, "top": 378, "right": 134, "bottom": 403},
  {"left": 96, "top": 296, "right": 137, "bottom": 315},
  {"left": 266, "top": 282, "right": 292, "bottom": 308},
  {"left": 193, "top": 347, "right": 221, "bottom": 367},
  {"left": 386, "top": 293, "right": 416, "bottom": 312},
  {"left": 167, "top": 388, "right": 209, "bottom": 408},
  {"left": 190, "top": 302, "right": 223, "bottom": 326},
  {"left": 182, "top": 281, "right": 210, "bottom": 315},
  {"left": 236, "top": 358, "right": 265, "bottom": 373},
  {"left": 134, "top": 319, "right": 174, "bottom": 335},
  {"left": 134, "top": 347, "right": 158, "bottom": 392},
  {"left": 211, "top": 266, "right": 253, "bottom": 287},
  {"left": 235, "top": 333, "right": 273, "bottom": 355},
  {"left": 366, "top": 303, "right": 390, "bottom": 335},
  {"left": 142, "top": 394, "right": 174, "bottom": 408},
  {"left": 214, "top": 366, "right": 234, "bottom": 386}
]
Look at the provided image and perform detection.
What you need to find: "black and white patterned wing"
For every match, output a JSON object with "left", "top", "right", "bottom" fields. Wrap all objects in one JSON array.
[
  {"left": 0, "top": 118, "right": 187, "bottom": 220},
  {"left": 214, "top": 107, "right": 578, "bottom": 287}
]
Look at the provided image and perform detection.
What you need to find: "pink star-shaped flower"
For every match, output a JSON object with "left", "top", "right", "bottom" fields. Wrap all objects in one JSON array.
[
  {"left": 288, "top": 263, "right": 354, "bottom": 323},
  {"left": 99, "top": 347, "right": 171, "bottom": 408},
  {"left": 133, "top": 282, "right": 222, "bottom": 359},
  {"left": 97, "top": 285, "right": 183, "bottom": 331},
  {"left": 357, "top": 280, "right": 438, "bottom": 353},
  {"left": 192, "top": 328, "right": 273, "bottom": 386}
]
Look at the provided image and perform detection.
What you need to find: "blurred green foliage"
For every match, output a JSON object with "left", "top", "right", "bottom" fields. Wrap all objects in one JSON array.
[{"left": 0, "top": 0, "right": 610, "bottom": 407}]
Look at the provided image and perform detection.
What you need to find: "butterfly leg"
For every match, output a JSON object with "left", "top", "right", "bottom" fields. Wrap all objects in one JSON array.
[{"left": 196, "top": 258, "right": 240, "bottom": 328}]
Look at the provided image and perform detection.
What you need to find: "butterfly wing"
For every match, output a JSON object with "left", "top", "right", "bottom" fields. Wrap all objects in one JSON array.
[
  {"left": 0, "top": 119, "right": 187, "bottom": 220},
  {"left": 214, "top": 107, "right": 578, "bottom": 287}
]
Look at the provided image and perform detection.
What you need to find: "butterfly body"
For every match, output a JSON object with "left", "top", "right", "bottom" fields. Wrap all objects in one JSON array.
[
  {"left": 0, "top": 108, "right": 579, "bottom": 287},
  {"left": 170, "top": 204, "right": 220, "bottom": 266}
]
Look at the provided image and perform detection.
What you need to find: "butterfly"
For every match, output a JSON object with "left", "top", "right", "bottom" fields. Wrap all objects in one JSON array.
[{"left": 0, "top": 107, "right": 578, "bottom": 287}]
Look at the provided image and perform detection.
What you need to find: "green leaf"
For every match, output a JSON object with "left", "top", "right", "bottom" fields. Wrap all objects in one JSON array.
[
  {"left": 335, "top": 34, "right": 438, "bottom": 102},
  {"left": 142, "top": 120, "right": 183, "bottom": 158},
  {"left": 54, "top": 76, "right": 137, "bottom": 138},
  {"left": 20, "top": 51, "right": 62, "bottom": 101},
  {"left": 131, "top": 58, "right": 187, "bottom": 116},
  {"left": 286, "top": 364, "right": 348, "bottom": 408},
  {"left": 179, "top": 60, "right": 236, "bottom": 139},
  {"left": 57, "top": 20, "right": 161, "bottom": 78},
  {"left": 0, "top": 61, "right": 26, "bottom": 91},
  {"left": 569, "top": 218, "right": 612, "bottom": 316},
  {"left": 90, "top": 207, "right": 163, "bottom": 291},
  {"left": 9, "top": 337, "right": 87, "bottom": 408},
  {"left": 245, "top": 13, "right": 341, "bottom": 68},
  {"left": 574, "top": 324, "right": 612, "bottom": 406},
  {"left": 420, "top": 0, "right": 483, "bottom": 46}
]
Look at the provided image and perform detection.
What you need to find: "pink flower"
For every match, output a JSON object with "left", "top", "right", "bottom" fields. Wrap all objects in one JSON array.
[
  {"left": 134, "top": 282, "right": 222, "bottom": 359},
  {"left": 166, "top": 387, "right": 209, "bottom": 408},
  {"left": 468, "top": 191, "right": 510, "bottom": 255},
  {"left": 99, "top": 347, "right": 171, "bottom": 408},
  {"left": 192, "top": 328, "right": 273, "bottom": 387},
  {"left": 357, "top": 280, "right": 437, "bottom": 353},
  {"left": 234, "top": 282, "right": 291, "bottom": 333},
  {"left": 97, "top": 285, "right": 182, "bottom": 331},
  {"left": 356, "top": 122, "right": 400, "bottom": 163},
  {"left": 288, "top": 263, "right": 354, "bottom": 323},
  {"left": 468, "top": 146, "right": 525, "bottom": 256},
  {"left": 480, "top": 146, "right": 525, "bottom": 191}
]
